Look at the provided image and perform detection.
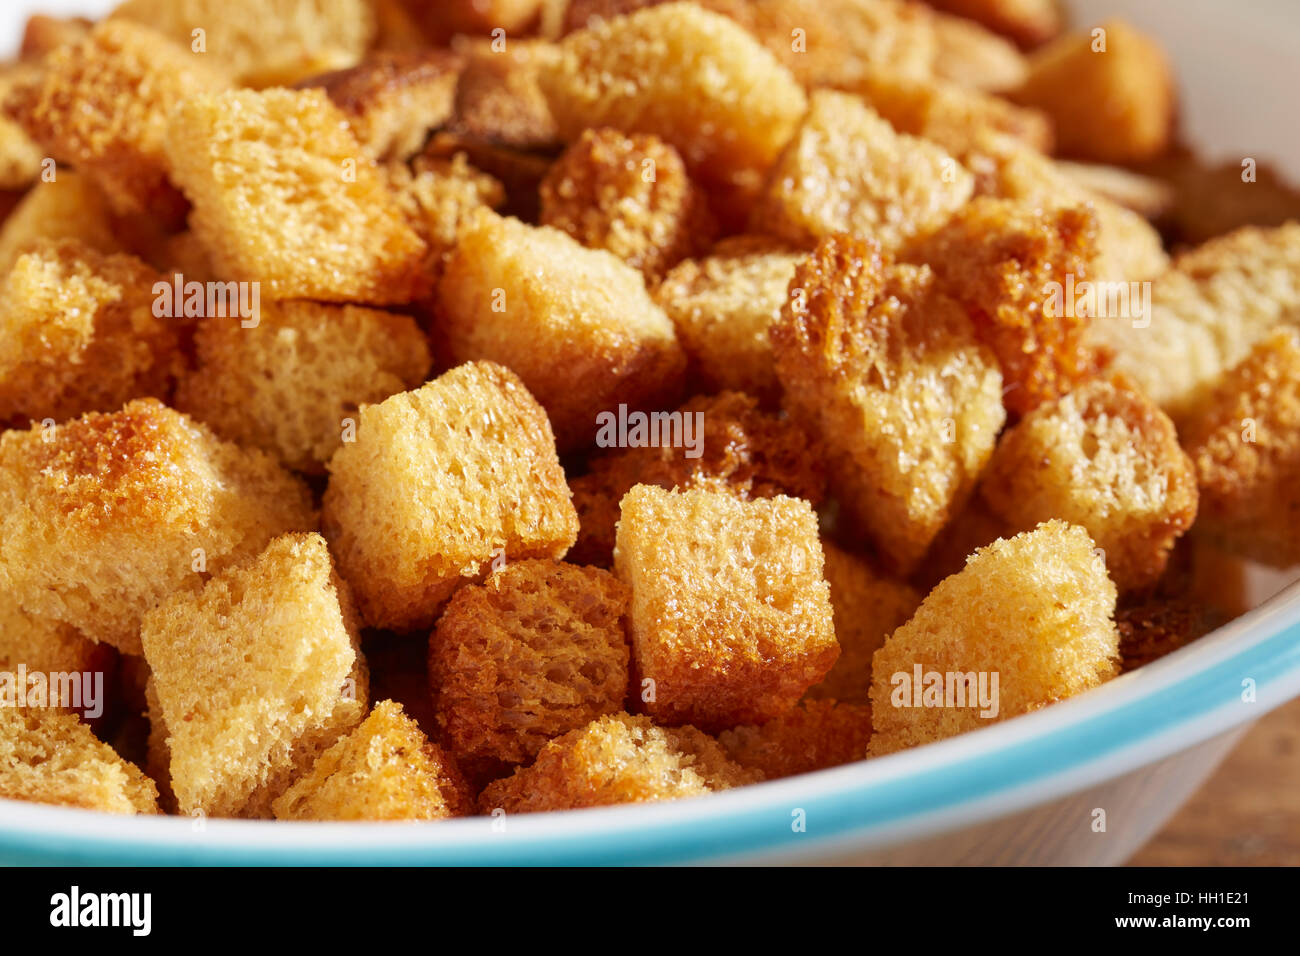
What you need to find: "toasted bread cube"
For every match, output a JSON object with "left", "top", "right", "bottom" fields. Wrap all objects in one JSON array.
[
  {"left": 930, "top": 12, "right": 1028, "bottom": 90},
  {"left": 539, "top": 3, "right": 807, "bottom": 189},
  {"left": 751, "top": 91, "right": 974, "bottom": 252},
  {"left": 141, "top": 533, "right": 367, "bottom": 818},
  {"left": 654, "top": 237, "right": 803, "bottom": 404},
  {"left": 771, "top": 235, "right": 1006, "bottom": 574},
  {"left": 540, "top": 128, "right": 716, "bottom": 282},
  {"left": 19, "top": 14, "right": 92, "bottom": 59},
  {"left": 272, "top": 700, "right": 470, "bottom": 821},
  {"left": 435, "top": 211, "right": 686, "bottom": 450},
  {"left": 805, "top": 544, "right": 921, "bottom": 704},
  {"left": 0, "top": 240, "right": 183, "bottom": 428},
  {"left": 869, "top": 521, "right": 1119, "bottom": 755},
  {"left": 614, "top": 485, "right": 837, "bottom": 730},
  {"left": 478, "top": 713, "right": 760, "bottom": 813},
  {"left": 0, "top": 171, "right": 121, "bottom": 276},
  {"left": 429, "top": 560, "right": 630, "bottom": 776},
  {"left": 718, "top": 699, "right": 873, "bottom": 779},
  {"left": 0, "top": 594, "right": 115, "bottom": 718},
  {"left": 980, "top": 379, "right": 1198, "bottom": 592},
  {"left": 0, "top": 68, "right": 41, "bottom": 191},
  {"left": 925, "top": 0, "right": 1063, "bottom": 49},
  {"left": 1010, "top": 20, "right": 1173, "bottom": 164},
  {"left": 1150, "top": 157, "right": 1300, "bottom": 247},
  {"left": 175, "top": 302, "right": 431, "bottom": 474},
  {"left": 0, "top": 400, "right": 315, "bottom": 655},
  {"left": 1180, "top": 328, "right": 1300, "bottom": 567},
  {"left": 451, "top": 38, "right": 561, "bottom": 150},
  {"left": 110, "top": 0, "right": 376, "bottom": 88},
  {"left": 0, "top": 708, "right": 158, "bottom": 814},
  {"left": 386, "top": 153, "right": 505, "bottom": 259},
  {"left": 322, "top": 361, "right": 578, "bottom": 631},
  {"left": 164, "top": 89, "right": 428, "bottom": 305},
  {"left": 5, "top": 21, "right": 228, "bottom": 221},
  {"left": 570, "top": 391, "right": 826, "bottom": 566},
  {"left": 1117, "top": 597, "right": 1212, "bottom": 674}
]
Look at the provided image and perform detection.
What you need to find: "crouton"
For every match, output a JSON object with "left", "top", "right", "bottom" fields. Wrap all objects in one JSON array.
[
  {"left": 164, "top": 88, "right": 428, "bottom": 305},
  {"left": 271, "top": 700, "right": 470, "bottom": 821},
  {"left": 0, "top": 708, "right": 158, "bottom": 814},
  {"left": 925, "top": 0, "right": 1063, "bottom": 49},
  {"left": 141, "top": 533, "right": 367, "bottom": 818},
  {"left": 409, "top": 0, "right": 546, "bottom": 42},
  {"left": 19, "top": 14, "right": 92, "bottom": 60},
  {"left": 931, "top": 12, "right": 1028, "bottom": 90},
  {"left": 5, "top": 21, "right": 228, "bottom": 222},
  {"left": 1148, "top": 156, "right": 1300, "bottom": 247},
  {"left": 422, "top": 130, "right": 551, "bottom": 221},
  {"left": 718, "top": 699, "right": 873, "bottom": 779},
  {"left": 540, "top": 128, "right": 716, "bottom": 282},
  {"left": 0, "top": 400, "right": 315, "bottom": 655},
  {"left": 451, "top": 38, "right": 561, "bottom": 150},
  {"left": 613, "top": 485, "right": 837, "bottom": 731},
  {"left": 385, "top": 153, "right": 505, "bottom": 258},
  {"left": 1180, "top": 328, "right": 1300, "bottom": 567},
  {"left": 869, "top": 521, "right": 1120, "bottom": 755},
  {"left": 109, "top": 0, "right": 376, "bottom": 88},
  {"left": 479, "top": 713, "right": 760, "bottom": 813},
  {"left": 980, "top": 379, "right": 1198, "bottom": 592},
  {"left": 653, "top": 237, "right": 804, "bottom": 404},
  {"left": 805, "top": 543, "right": 922, "bottom": 704},
  {"left": 1117, "top": 597, "right": 1214, "bottom": 673},
  {"left": 0, "top": 594, "right": 114, "bottom": 718},
  {"left": 538, "top": 3, "right": 807, "bottom": 190},
  {"left": 429, "top": 560, "right": 630, "bottom": 777},
  {"left": 434, "top": 211, "right": 686, "bottom": 450},
  {"left": 771, "top": 235, "right": 1006, "bottom": 574},
  {"left": 1010, "top": 20, "right": 1174, "bottom": 164},
  {"left": 322, "top": 361, "right": 579, "bottom": 632},
  {"left": 0, "top": 171, "right": 120, "bottom": 277},
  {"left": 175, "top": 302, "right": 431, "bottom": 474},
  {"left": 751, "top": 91, "right": 974, "bottom": 252},
  {"left": 570, "top": 390, "right": 826, "bottom": 566},
  {"left": 913, "top": 494, "right": 1009, "bottom": 590},
  {"left": 0, "top": 68, "right": 41, "bottom": 191}
]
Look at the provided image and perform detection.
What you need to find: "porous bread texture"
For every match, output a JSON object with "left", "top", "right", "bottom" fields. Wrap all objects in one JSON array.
[
  {"left": 109, "top": 0, "right": 376, "bottom": 88},
  {"left": 1179, "top": 328, "right": 1300, "bottom": 568},
  {"left": 4, "top": 20, "right": 228, "bottom": 221},
  {"left": 751, "top": 91, "right": 974, "bottom": 253},
  {"left": 0, "top": 593, "right": 113, "bottom": 716},
  {"left": 272, "top": 700, "right": 471, "bottom": 821},
  {"left": 979, "top": 378, "right": 1198, "bottom": 593},
  {"left": 540, "top": 127, "right": 716, "bottom": 282},
  {"left": 613, "top": 485, "right": 837, "bottom": 731},
  {"left": 805, "top": 543, "right": 922, "bottom": 704},
  {"left": 0, "top": 400, "right": 316, "bottom": 655},
  {"left": 654, "top": 236, "right": 804, "bottom": 404},
  {"left": 450, "top": 37, "right": 561, "bottom": 150},
  {"left": 175, "top": 301, "right": 432, "bottom": 474},
  {"left": 0, "top": 171, "right": 120, "bottom": 277},
  {"left": 322, "top": 361, "right": 579, "bottom": 632},
  {"left": 0, "top": 240, "right": 183, "bottom": 427},
  {"left": 0, "top": 708, "right": 158, "bottom": 814},
  {"left": 770, "top": 234, "right": 1006, "bottom": 575},
  {"left": 869, "top": 521, "right": 1120, "bottom": 755},
  {"left": 434, "top": 210, "right": 686, "bottom": 450},
  {"left": 140, "top": 533, "right": 368, "bottom": 818},
  {"left": 478, "top": 713, "right": 760, "bottom": 813},
  {"left": 925, "top": 0, "right": 1064, "bottom": 49},
  {"left": 385, "top": 154, "right": 505, "bottom": 258},
  {"left": 569, "top": 390, "right": 827, "bottom": 567},
  {"left": 429, "top": 560, "right": 630, "bottom": 774},
  {"left": 718, "top": 699, "right": 874, "bottom": 779},
  {"left": 164, "top": 88, "right": 428, "bottom": 305}
]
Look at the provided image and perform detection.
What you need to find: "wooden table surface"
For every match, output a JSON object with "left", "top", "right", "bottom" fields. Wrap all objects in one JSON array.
[{"left": 1128, "top": 695, "right": 1300, "bottom": 866}]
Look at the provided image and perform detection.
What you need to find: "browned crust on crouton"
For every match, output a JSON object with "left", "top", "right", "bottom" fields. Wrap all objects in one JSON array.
[{"left": 718, "top": 699, "right": 873, "bottom": 779}]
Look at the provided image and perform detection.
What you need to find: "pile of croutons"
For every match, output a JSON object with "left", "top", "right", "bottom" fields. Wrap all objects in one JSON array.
[{"left": 0, "top": 0, "right": 1296, "bottom": 822}]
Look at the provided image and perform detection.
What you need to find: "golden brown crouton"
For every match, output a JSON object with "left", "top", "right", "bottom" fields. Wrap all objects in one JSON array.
[
  {"left": 141, "top": 533, "right": 367, "bottom": 818},
  {"left": 0, "top": 400, "right": 315, "bottom": 655},
  {"left": 5, "top": 21, "right": 228, "bottom": 222},
  {"left": 385, "top": 153, "right": 505, "bottom": 259},
  {"left": 422, "top": 130, "right": 552, "bottom": 220},
  {"left": 0, "top": 171, "right": 120, "bottom": 277},
  {"left": 930, "top": 11, "right": 1028, "bottom": 90},
  {"left": 925, "top": 0, "right": 1063, "bottom": 49},
  {"left": 751, "top": 91, "right": 974, "bottom": 252},
  {"left": 540, "top": 128, "right": 716, "bottom": 282},
  {"left": 771, "top": 235, "right": 1006, "bottom": 574},
  {"left": 869, "top": 521, "right": 1120, "bottom": 755},
  {"left": 1147, "top": 156, "right": 1300, "bottom": 247},
  {"left": 718, "top": 699, "right": 873, "bottom": 779},
  {"left": 165, "top": 89, "right": 428, "bottom": 306},
  {"left": 0, "top": 594, "right": 114, "bottom": 718},
  {"left": 478, "top": 713, "right": 760, "bottom": 813},
  {"left": 429, "top": 560, "right": 629, "bottom": 777},
  {"left": 979, "top": 379, "right": 1198, "bottom": 592},
  {"left": 1180, "top": 328, "right": 1300, "bottom": 568},
  {"left": 434, "top": 210, "right": 686, "bottom": 450},
  {"left": 1117, "top": 597, "right": 1214, "bottom": 674},
  {"left": 1010, "top": 19, "right": 1174, "bottom": 164},
  {"left": 805, "top": 543, "right": 922, "bottom": 704},
  {"left": 19, "top": 14, "right": 92, "bottom": 59},
  {"left": 0, "top": 240, "right": 185, "bottom": 428},
  {"left": 175, "top": 302, "right": 431, "bottom": 474},
  {"left": 570, "top": 390, "right": 826, "bottom": 567},
  {"left": 322, "top": 361, "right": 579, "bottom": 632},
  {"left": 614, "top": 485, "right": 837, "bottom": 731},
  {"left": 0, "top": 68, "right": 41, "bottom": 191},
  {"left": 0, "top": 708, "right": 158, "bottom": 814},
  {"left": 272, "top": 700, "right": 471, "bottom": 821},
  {"left": 451, "top": 38, "right": 561, "bottom": 150}
]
